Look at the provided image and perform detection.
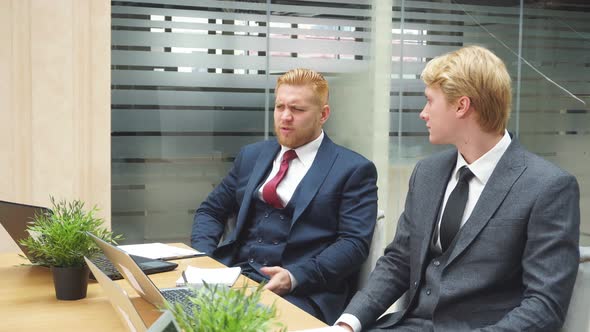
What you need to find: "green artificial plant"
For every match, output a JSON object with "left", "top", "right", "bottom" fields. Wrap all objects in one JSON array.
[
  {"left": 167, "top": 282, "right": 286, "bottom": 332},
  {"left": 19, "top": 197, "right": 122, "bottom": 267}
]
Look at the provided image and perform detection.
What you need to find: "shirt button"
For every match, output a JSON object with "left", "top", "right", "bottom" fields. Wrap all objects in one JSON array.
[
  {"left": 433, "top": 260, "right": 440, "bottom": 266},
  {"left": 249, "top": 258, "right": 254, "bottom": 263},
  {"left": 426, "top": 289, "right": 432, "bottom": 296}
]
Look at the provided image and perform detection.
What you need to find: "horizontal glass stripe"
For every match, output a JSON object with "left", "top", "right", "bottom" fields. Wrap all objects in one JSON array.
[
  {"left": 112, "top": 18, "right": 371, "bottom": 39},
  {"left": 112, "top": 160, "right": 234, "bottom": 184},
  {"left": 112, "top": 109, "right": 267, "bottom": 132},
  {"left": 112, "top": 6, "right": 372, "bottom": 28},
  {"left": 111, "top": 59, "right": 368, "bottom": 81},
  {"left": 116, "top": 0, "right": 372, "bottom": 17},
  {"left": 112, "top": 71, "right": 270, "bottom": 89},
  {"left": 112, "top": 132, "right": 268, "bottom": 136},
  {"left": 112, "top": 136, "right": 264, "bottom": 158},
  {"left": 112, "top": 90, "right": 266, "bottom": 107},
  {"left": 112, "top": 31, "right": 371, "bottom": 55},
  {"left": 112, "top": 182, "right": 223, "bottom": 211}
]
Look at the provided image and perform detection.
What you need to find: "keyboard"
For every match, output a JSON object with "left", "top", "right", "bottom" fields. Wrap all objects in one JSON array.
[
  {"left": 162, "top": 287, "right": 199, "bottom": 313},
  {"left": 90, "top": 254, "right": 123, "bottom": 280},
  {"left": 88, "top": 252, "right": 178, "bottom": 281}
]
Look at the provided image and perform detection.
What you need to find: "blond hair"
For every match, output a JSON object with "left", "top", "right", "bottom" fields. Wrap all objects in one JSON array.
[
  {"left": 276, "top": 68, "right": 329, "bottom": 105},
  {"left": 421, "top": 45, "right": 512, "bottom": 134}
]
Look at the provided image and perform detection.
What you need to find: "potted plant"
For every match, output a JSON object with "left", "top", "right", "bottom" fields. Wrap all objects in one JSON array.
[
  {"left": 167, "top": 282, "right": 286, "bottom": 332},
  {"left": 19, "top": 197, "right": 121, "bottom": 300}
]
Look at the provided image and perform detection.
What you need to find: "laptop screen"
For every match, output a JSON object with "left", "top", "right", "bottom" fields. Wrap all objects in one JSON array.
[{"left": 0, "top": 200, "right": 51, "bottom": 257}]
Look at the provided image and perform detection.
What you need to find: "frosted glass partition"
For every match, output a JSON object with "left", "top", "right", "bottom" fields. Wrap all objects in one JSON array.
[
  {"left": 111, "top": 0, "right": 375, "bottom": 244},
  {"left": 391, "top": 1, "right": 521, "bottom": 164},
  {"left": 389, "top": 0, "right": 589, "bottom": 239},
  {"left": 518, "top": 3, "right": 590, "bottom": 234},
  {"left": 111, "top": 0, "right": 269, "bottom": 243},
  {"left": 112, "top": 0, "right": 589, "bottom": 245},
  {"left": 263, "top": 1, "right": 377, "bottom": 160}
]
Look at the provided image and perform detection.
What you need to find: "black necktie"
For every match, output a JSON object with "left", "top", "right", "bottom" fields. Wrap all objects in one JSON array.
[{"left": 440, "top": 166, "right": 474, "bottom": 252}]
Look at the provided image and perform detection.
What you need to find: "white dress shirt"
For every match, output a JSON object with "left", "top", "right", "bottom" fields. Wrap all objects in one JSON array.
[
  {"left": 258, "top": 131, "right": 324, "bottom": 206},
  {"left": 434, "top": 130, "right": 512, "bottom": 250},
  {"left": 335, "top": 130, "right": 512, "bottom": 332},
  {"left": 257, "top": 130, "right": 324, "bottom": 291}
]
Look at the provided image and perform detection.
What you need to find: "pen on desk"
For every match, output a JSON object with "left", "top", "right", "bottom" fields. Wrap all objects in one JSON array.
[{"left": 182, "top": 270, "right": 188, "bottom": 284}]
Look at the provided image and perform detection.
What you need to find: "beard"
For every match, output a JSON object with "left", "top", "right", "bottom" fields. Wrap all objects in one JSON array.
[{"left": 274, "top": 123, "right": 319, "bottom": 149}]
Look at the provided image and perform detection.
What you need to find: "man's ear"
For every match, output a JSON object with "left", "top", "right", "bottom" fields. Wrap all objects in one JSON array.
[
  {"left": 456, "top": 96, "right": 472, "bottom": 118},
  {"left": 320, "top": 104, "right": 330, "bottom": 124}
]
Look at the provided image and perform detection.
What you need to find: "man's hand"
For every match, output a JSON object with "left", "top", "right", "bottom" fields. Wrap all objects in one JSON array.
[{"left": 260, "top": 266, "right": 292, "bottom": 295}]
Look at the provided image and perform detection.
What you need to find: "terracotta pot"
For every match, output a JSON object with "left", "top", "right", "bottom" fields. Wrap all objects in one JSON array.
[{"left": 51, "top": 265, "right": 90, "bottom": 300}]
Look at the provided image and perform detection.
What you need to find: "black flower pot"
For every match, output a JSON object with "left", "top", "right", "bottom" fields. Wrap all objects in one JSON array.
[{"left": 51, "top": 265, "right": 90, "bottom": 300}]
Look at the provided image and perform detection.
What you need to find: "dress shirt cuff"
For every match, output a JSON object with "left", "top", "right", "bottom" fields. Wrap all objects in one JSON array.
[
  {"left": 335, "top": 314, "right": 362, "bottom": 332},
  {"left": 287, "top": 270, "right": 298, "bottom": 292}
]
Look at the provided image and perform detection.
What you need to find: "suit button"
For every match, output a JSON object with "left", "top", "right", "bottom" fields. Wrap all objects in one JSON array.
[
  {"left": 264, "top": 213, "right": 269, "bottom": 218},
  {"left": 279, "top": 215, "right": 285, "bottom": 220},
  {"left": 426, "top": 288, "right": 431, "bottom": 296},
  {"left": 413, "top": 281, "right": 418, "bottom": 287},
  {"left": 249, "top": 258, "right": 254, "bottom": 263},
  {"left": 257, "top": 238, "right": 262, "bottom": 243},
  {"left": 433, "top": 260, "right": 440, "bottom": 266},
  {"left": 263, "top": 260, "right": 268, "bottom": 266},
  {"left": 272, "top": 240, "right": 279, "bottom": 245}
]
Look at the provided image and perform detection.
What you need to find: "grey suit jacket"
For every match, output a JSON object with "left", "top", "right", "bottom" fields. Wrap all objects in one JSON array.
[{"left": 344, "top": 138, "right": 580, "bottom": 331}]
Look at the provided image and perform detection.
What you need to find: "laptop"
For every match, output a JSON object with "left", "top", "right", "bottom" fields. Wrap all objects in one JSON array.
[
  {"left": 0, "top": 200, "right": 178, "bottom": 280},
  {"left": 84, "top": 257, "right": 181, "bottom": 332},
  {"left": 88, "top": 232, "right": 196, "bottom": 313}
]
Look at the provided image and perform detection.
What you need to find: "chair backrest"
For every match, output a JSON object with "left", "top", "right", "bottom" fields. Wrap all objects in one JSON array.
[
  {"left": 358, "top": 210, "right": 386, "bottom": 289},
  {"left": 561, "top": 246, "right": 590, "bottom": 332}
]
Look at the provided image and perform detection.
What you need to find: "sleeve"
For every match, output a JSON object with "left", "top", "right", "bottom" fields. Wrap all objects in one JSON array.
[
  {"left": 285, "top": 160, "right": 378, "bottom": 294},
  {"left": 190, "top": 148, "right": 244, "bottom": 254},
  {"left": 334, "top": 314, "right": 363, "bottom": 332},
  {"left": 475, "top": 174, "right": 580, "bottom": 332},
  {"left": 341, "top": 161, "right": 419, "bottom": 327}
]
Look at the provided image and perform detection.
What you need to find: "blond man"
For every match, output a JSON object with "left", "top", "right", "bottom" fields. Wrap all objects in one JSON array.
[
  {"left": 336, "top": 46, "right": 580, "bottom": 331},
  {"left": 191, "top": 68, "right": 378, "bottom": 324}
]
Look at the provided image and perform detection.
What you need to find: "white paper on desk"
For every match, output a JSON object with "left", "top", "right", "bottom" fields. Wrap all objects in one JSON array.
[
  {"left": 118, "top": 243, "right": 203, "bottom": 260},
  {"left": 175, "top": 266, "right": 241, "bottom": 287}
]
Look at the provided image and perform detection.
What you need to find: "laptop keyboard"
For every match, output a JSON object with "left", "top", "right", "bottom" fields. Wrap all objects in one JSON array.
[
  {"left": 90, "top": 254, "right": 123, "bottom": 280},
  {"left": 162, "top": 288, "right": 199, "bottom": 313}
]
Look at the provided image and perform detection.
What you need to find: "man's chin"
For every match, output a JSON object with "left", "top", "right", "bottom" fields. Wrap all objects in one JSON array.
[
  {"left": 428, "top": 136, "right": 449, "bottom": 146},
  {"left": 277, "top": 136, "right": 299, "bottom": 149}
]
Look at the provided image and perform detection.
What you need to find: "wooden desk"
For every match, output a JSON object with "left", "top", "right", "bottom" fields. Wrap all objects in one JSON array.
[{"left": 0, "top": 249, "right": 327, "bottom": 331}]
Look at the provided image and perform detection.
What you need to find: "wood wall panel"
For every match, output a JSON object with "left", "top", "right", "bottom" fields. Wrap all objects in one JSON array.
[{"left": 0, "top": 0, "right": 110, "bottom": 252}]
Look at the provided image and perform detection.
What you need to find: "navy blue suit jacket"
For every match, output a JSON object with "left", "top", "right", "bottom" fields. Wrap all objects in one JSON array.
[{"left": 191, "top": 135, "right": 378, "bottom": 324}]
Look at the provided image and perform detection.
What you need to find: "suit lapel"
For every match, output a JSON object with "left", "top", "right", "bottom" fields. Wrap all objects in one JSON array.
[
  {"left": 290, "top": 136, "right": 338, "bottom": 228},
  {"left": 417, "top": 151, "right": 456, "bottom": 267},
  {"left": 233, "top": 141, "right": 280, "bottom": 238},
  {"left": 446, "top": 139, "right": 527, "bottom": 266}
]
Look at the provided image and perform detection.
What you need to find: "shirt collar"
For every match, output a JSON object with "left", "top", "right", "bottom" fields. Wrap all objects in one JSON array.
[
  {"left": 453, "top": 130, "right": 511, "bottom": 185},
  {"left": 279, "top": 130, "right": 324, "bottom": 167}
]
